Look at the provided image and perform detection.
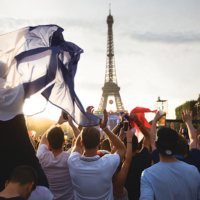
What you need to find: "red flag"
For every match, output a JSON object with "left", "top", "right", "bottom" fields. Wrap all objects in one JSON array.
[{"left": 129, "top": 107, "right": 157, "bottom": 142}]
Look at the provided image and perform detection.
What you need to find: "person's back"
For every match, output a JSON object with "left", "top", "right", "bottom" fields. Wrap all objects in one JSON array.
[
  {"left": 68, "top": 152, "right": 120, "bottom": 200},
  {"left": 38, "top": 146, "right": 73, "bottom": 200},
  {"left": 68, "top": 110, "right": 126, "bottom": 200},
  {"left": 124, "top": 148, "right": 151, "bottom": 200},
  {"left": 37, "top": 112, "right": 80, "bottom": 200},
  {"left": 140, "top": 161, "right": 200, "bottom": 200}
]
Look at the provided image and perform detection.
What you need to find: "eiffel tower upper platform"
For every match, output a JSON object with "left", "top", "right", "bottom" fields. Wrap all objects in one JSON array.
[{"left": 97, "top": 7, "right": 125, "bottom": 112}]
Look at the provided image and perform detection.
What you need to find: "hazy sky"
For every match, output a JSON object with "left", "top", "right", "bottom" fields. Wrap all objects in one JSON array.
[{"left": 1, "top": 0, "right": 200, "bottom": 122}]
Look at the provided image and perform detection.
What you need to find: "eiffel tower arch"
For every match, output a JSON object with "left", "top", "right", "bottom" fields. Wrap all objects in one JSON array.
[{"left": 98, "top": 8, "right": 125, "bottom": 112}]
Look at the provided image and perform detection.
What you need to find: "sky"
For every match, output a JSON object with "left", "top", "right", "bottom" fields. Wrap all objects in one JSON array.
[{"left": 1, "top": 0, "right": 200, "bottom": 122}]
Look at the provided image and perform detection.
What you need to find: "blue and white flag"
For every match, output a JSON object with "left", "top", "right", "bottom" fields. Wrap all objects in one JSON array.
[{"left": 0, "top": 25, "right": 101, "bottom": 126}]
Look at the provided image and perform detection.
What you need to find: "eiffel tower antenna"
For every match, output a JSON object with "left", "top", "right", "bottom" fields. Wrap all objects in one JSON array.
[{"left": 97, "top": 7, "right": 125, "bottom": 111}]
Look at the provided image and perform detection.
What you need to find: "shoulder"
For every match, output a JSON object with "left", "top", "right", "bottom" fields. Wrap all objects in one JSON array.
[
  {"left": 68, "top": 151, "right": 81, "bottom": 164},
  {"left": 37, "top": 144, "right": 50, "bottom": 158},
  {"left": 28, "top": 186, "right": 54, "bottom": 200}
]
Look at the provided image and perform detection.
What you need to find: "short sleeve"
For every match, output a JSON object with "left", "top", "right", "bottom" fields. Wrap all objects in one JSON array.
[
  {"left": 28, "top": 186, "right": 54, "bottom": 200},
  {"left": 140, "top": 170, "right": 154, "bottom": 200},
  {"left": 103, "top": 154, "right": 120, "bottom": 172},
  {"left": 37, "top": 144, "right": 49, "bottom": 160}
]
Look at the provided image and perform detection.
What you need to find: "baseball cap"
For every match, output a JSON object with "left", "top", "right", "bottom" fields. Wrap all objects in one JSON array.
[{"left": 156, "top": 127, "right": 178, "bottom": 156}]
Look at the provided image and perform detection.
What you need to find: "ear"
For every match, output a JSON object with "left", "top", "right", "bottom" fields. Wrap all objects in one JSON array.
[
  {"left": 28, "top": 182, "right": 35, "bottom": 192},
  {"left": 80, "top": 140, "right": 83, "bottom": 145},
  {"left": 5, "top": 180, "right": 9, "bottom": 188}
]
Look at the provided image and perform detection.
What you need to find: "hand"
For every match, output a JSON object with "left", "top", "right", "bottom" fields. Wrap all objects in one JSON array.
[
  {"left": 100, "top": 109, "right": 108, "bottom": 129},
  {"left": 130, "top": 113, "right": 138, "bottom": 122},
  {"left": 180, "top": 123, "right": 183, "bottom": 129},
  {"left": 119, "top": 127, "right": 126, "bottom": 140},
  {"left": 120, "top": 112, "right": 129, "bottom": 123},
  {"left": 182, "top": 109, "right": 192, "bottom": 123},
  {"left": 154, "top": 110, "right": 166, "bottom": 122},
  {"left": 126, "top": 127, "right": 134, "bottom": 142},
  {"left": 57, "top": 111, "right": 69, "bottom": 125},
  {"left": 86, "top": 106, "right": 94, "bottom": 114},
  {"left": 57, "top": 111, "right": 73, "bottom": 126}
]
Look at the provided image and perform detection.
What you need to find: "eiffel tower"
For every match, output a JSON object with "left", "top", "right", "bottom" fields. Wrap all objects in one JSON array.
[{"left": 98, "top": 7, "right": 125, "bottom": 112}]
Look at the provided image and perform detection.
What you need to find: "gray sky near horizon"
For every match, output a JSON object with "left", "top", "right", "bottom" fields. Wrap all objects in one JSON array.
[{"left": 1, "top": 0, "right": 200, "bottom": 122}]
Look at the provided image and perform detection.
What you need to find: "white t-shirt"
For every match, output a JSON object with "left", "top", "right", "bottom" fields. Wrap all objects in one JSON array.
[
  {"left": 28, "top": 186, "right": 54, "bottom": 200},
  {"left": 37, "top": 144, "right": 74, "bottom": 200},
  {"left": 68, "top": 152, "right": 120, "bottom": 200}
]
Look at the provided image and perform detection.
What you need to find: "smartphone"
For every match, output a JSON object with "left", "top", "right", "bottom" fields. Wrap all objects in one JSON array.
[
  {"left": 63, "top": 112, "right": 68, "bottom": 120},
  {"left": 123, "top": 121, "right": 129, "bottom": 132}
]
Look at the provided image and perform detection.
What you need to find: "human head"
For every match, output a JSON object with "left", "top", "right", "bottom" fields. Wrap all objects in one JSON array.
[
  {"left": 81, "top": 127, "right": 100, "bottom": 149},
  {"left": 156, "top": 127, "right": 178, "bottom": 156},
  {"left": 124, "top": 135, "right": 138, "bottom": 153},
  {"left": 6, "top": 166, "right": 37, "bottom": 199},
  {"left": 100, "top": 138, "right": 111, "bottom": 152},
  {"left": 46, "top": 125, "right": 64, "bottom": 149}
]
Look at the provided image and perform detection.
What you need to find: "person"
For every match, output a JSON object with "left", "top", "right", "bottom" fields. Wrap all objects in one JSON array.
[
  {"left": 112, "top": 126, "right": 134, "bottom": 200},
  {"left": 0, "top": 166, "right": 37, "bottom": 200},
  {"left": 151, "top": 109, "right": 200, "bottom": 172},
  {"left": 0, "top": 115, "right": 49, "bottom": 191},
  {"left": 37, "top": 111, "right": 80, "bottom": 200},
  {"left": 140, "top": 126, "right": 200, "bottom": 200},
  {"left": 123, "top": 113, "right": 152, "bottom": 200},
  {"left": 68, "top": 109, "right": 126, "bottom": 200}
]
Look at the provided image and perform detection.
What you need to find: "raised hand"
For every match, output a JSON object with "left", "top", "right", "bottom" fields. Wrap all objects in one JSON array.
[
  {"left": 130, "top": 113, "right": 138, "bottom": 122},
  {"left": 119, "top": 127, "right": 126, "bottom": 140},
  {"left": 57, "top": 111, "right": 73, "bottom": 126},
  {"left": 154, "top": 110, "right": 166, "bottom": 122},
  {"left": 182, "top": 109, "right": 192, "bottom": 123},
  {"left": 120, "top": 112, "right": 129, "bottom": 123},
  {"left": 86, "top": 106, "right": 94, "bottom": 114},
  {"left": 100, "top": 109, "right": 108, "bottom": 129},
  {"left": 126, "top": 127, "right": 134, "bottom": 142}
]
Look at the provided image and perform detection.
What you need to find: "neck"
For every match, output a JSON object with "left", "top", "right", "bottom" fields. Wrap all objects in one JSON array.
[
  {"left": 132, "top": 151, "right": 137, "bottom": 157},
  {"left": 159, "top": 153, "right": 179, "bottom": 163},
  {"left": 52, "top": 148, "right": 63, "bottom": 157},
  {"left": 84, "top": 148, "right": 98, "bottom": 157},
  {"left": 0, "top": 183, "right": 21, "bottom": 198}
]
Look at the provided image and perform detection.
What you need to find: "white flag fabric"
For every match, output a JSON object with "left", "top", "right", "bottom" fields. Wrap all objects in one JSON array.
[{"left": 0, "top": 25, "right": 101, "bottom": 126}]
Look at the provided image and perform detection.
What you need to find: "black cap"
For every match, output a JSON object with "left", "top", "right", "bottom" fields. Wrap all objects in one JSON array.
[{"left": 156, "top": 127, "right": 178, "bottom": 156}]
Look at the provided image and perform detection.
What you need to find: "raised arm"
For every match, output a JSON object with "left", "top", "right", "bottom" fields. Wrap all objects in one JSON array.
[
  {"left": 182, "top": 109, "right": 197, "bottom": 150},
  {"left": 71, "top": 134, "right": 83, "bottom": 155},
  {"left": 100, "top": 109, "right": 126, "bottom": 161},
  {"left": 67, "top": 114, "right": 80, "bottom": 139},
  {"left": 113, "top": 127, "right": 134, "bottom": 193},
  {"left": 150, "top": 111, "right": 166, "bottom": 151},
  {"left": 112, "top": 112, "right": 128, "bottom": 135},
  {"left": 130, "top": 113, "right": 151, "bottom": 151}
]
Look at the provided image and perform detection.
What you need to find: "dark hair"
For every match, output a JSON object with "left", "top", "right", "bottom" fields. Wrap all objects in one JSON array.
[
  {"left": 177, "top": 134, "right": 188, "bottom": 156},
  {"left": 81, "top": 127, "right": 100, "bottom": 149},
  {"left": 100, "top": 138, "right": 111, "bottom": 152},
  {"left": 47, "top": 126, "right": 64, "bottom": 149},
  {"left": 8, "top": 166, "right": 37, "bottom": 191},
  {"left": 124, "top": 135, "right": 138, "bottom": 152}
]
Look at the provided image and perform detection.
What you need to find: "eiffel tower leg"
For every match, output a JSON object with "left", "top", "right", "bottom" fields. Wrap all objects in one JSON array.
[
  {"left": 114, "top": 92, "right": 125, "bottom": 111},
  {"left": 98, "top": 93, "right": 108, "bottom": 111}
]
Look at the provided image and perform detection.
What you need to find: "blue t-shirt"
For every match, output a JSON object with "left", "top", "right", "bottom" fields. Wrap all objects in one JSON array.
[
  {"left": 140, "top": 161, "right": 200, "bottom": 200},
  {"left": 152, "top": 148, "right": 200, "bottom": 172}
]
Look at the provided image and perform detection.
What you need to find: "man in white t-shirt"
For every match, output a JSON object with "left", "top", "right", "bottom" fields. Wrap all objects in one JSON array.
[
  {"left": 37, "top": 111, "right": 80, "bottom": 200},
  {"left": 68, "top": 109, "right": 126, "bottom": 200}
]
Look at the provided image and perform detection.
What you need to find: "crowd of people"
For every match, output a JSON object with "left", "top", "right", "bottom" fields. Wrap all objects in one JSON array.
[{"left": 0, "top": 106, "right": 200, "bottom": 200}]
